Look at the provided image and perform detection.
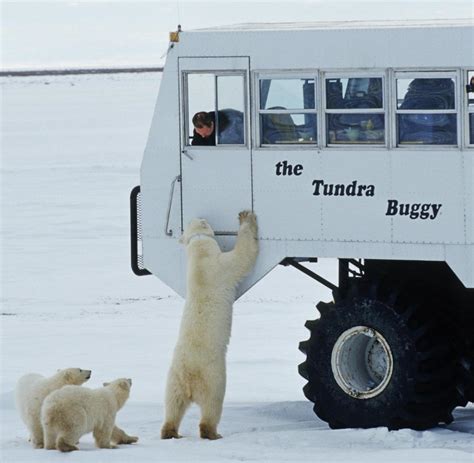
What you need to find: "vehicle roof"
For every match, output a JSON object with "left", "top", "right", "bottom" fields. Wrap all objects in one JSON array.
[{"left": 191, "top": 18, "right": 473, "bottom": 33}]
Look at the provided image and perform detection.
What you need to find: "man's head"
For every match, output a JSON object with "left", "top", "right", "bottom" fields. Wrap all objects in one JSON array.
[{"left": 192, "top": 112, "right": 214, "bottom": 138}]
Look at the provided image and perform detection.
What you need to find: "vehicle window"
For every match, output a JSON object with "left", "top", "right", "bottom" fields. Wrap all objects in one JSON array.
[
  {"left": 395, "top": 77, "right": 457, "bottom": 145},
  {"left": 468, "top": 71, "right": 474, "bottom": 145},
  {"left": 259, "top": 78, "right": 317, "bottom": 145},
  {"left": 186, "top": 72, "right": 246, "bottom": 146},
  {"left": 325, "top": 77, "right": 385, "bottom": 145},
  {"left": 217, "top": 75, "right": 246, "bottom": 145}
]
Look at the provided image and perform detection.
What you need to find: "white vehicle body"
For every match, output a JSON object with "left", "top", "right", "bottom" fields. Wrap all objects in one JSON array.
[
  {"left": 137, "top": 19, "right": 474, "bottom": 298},
  {"left": 134, "top": 19, "right": 474, "bottom": 430}
]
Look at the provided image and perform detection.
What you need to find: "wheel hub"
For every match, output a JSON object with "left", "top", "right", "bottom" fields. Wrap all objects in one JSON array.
[{"left": 331, "top": 326, "right": 393, "bottom": 399}]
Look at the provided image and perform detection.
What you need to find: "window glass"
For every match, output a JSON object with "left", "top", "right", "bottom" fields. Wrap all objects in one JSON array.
[
  {"left": 259, "top": 77, "right": 317, "bottom": 145},
  {"left": 396, "top": 77, "right": 457, "bottom": 145},
  {"left": 260, "top": 79, "right": 315, "bottom": 110},
  {"left": 470, "top": 113, "right": 474, "bottom": 145},
  {"left": 325, "top": 77, "right": 384, "bottom": 145},
  {"left": 469, "top": 71, "right": 474, "bottom": 108},
  {"left": 327, "top": 114, "right": 384, "bottom": 144},
  {"left": 326, "top": 77, "right": 383, "bottom": 109},
  {"left": 469, "top": 71, "right": 474, "bottom": 144},
  {"left": 261, "top": 113, "right": 317, "bottom": 144},
  {"left": 217, "top": 75, "right": 245, "bottom": 145},
  {"left": 398, "top": 114, "right": 457, "bottom": 145},
  {"left": 397, "top": 78, "right": 455, "bottom": 110}
]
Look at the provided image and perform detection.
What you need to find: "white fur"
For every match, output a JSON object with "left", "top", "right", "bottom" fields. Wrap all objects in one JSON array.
[
  {"left": 162, "top": 211, "right": 258, "bottom": 440},
  {"left": 41, "top": 378, "right": 132, "bottom": 452},
  {"left": 15, "top": 368, "right": 91, "bottom": 448}
]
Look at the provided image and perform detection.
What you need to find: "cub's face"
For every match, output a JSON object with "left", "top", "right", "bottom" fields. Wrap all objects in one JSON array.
[
  {"left": 179, "top": 218, "right": 215, "bottom": 245},
  {"left": 103, "top": 378, "right": 132, "bottom": 393},
  {"left": 60, "top": 368, "right": 92, "bottom": 385}
]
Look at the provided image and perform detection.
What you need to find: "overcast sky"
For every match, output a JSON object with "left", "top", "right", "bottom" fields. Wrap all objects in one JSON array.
[{"left": 2, "top": 1, "right": 473, "bottom": 69}]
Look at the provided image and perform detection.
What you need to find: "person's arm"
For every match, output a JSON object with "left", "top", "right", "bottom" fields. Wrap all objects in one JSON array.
[{"left": 191, "top": 130, "right": 203, "bottom": 146}]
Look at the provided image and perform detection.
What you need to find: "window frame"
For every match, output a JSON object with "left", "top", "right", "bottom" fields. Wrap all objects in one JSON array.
[
  {"left": 322, "top": 71, "right": 388, "bottom": 148},
  {"left": 255, "top": 71, "right": 319, "bottom": 148},
  {"left": 392, "top": 70, "right": 460, "bottom": 148},
  {"left": 183, "top": 70, "right": 248, "bottom": 149}
]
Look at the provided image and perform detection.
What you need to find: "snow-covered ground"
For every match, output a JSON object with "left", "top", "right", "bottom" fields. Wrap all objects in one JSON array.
[{"left": 1, "top": 73, "right": 473, "bottom": 462}]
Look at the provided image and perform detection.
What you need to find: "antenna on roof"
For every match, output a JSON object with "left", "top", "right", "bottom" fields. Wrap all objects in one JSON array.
[{"left": 176, "top": 0, "right": 181, "bottom": 27}]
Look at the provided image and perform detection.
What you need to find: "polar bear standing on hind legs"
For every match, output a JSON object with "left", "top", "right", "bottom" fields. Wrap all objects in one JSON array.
[{"left": 161, "top": 210, "right": 258, "bottom": 440}]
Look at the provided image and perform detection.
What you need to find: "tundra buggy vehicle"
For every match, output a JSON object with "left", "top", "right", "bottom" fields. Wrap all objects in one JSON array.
[{"left": 131, "top": 19, "right": 474, "bottom": 430}]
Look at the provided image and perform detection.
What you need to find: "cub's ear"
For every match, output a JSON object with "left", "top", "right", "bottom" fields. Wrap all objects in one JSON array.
[
  {"left": 103, "top": 382, "right": 110, "bottom": 387},
  {"left": 200, "top": 219, "right": 207, "bottom": 226}
]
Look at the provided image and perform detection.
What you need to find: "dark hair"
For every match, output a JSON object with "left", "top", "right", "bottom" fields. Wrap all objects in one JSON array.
[{"left": 192, "top": 111, "right": 213, "bottom": 128}]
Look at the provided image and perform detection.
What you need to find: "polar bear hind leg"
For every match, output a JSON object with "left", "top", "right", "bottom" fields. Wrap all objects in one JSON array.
[
  {"left": 43, "top": 426, "right": 57, "bottom": 450},
  {"left": 93, "top": 422, "right": 116, "bottom": 449},
  {"left": 30, "top": 420, "right": 44, "bottom": 448},
  {"left": 161, "top": 373, "right": 191, "bottom": 439},
  {"left": 195, "top": 376, "right": 224, "bottom": 440}
]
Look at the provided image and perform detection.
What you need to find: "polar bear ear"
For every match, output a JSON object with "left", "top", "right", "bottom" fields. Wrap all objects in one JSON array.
[
  {"left": 200, "top": 219, "right": 207, "bottom": 226},
  {"left": 63, "top": 371, "right": 72, "bottom": 382}
]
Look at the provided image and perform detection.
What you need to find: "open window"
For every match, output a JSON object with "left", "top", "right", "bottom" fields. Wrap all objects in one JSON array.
[
  {"left": 258, "top": 76, "right": 318, "bottom": 145},
  {"left": 325, "top": 76, "right": 385, "bottom": 145},
  {"left": 185, "top": 72, "right": 246, "bottom": 147},
  {"left": 395, "top": 73, "right": 457, "bottom": 146}
]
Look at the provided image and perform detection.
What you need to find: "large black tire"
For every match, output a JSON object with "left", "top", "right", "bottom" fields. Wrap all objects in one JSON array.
[
  {"left": 299, "top": 281, "right": 459, "bottom": 430},
  {"left": 436, "top": 300, "right": 474, "bottom": 407},
  {"left": 458, "top": 338, "right": 474, "bottom": 404}
]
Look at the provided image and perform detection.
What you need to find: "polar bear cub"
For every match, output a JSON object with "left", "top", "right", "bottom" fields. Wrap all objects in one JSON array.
[
  {"left": 161, "top": 210, "right": 258, "bottom": 440},
  {"left": 41, "top": 378, "right": 133, "bottom": 452},
  {"left": 15, "top": 368, "right": 91, "bottom": 448}
]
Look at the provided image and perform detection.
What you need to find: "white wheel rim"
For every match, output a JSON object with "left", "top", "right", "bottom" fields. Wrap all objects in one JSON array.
[{"left": 331, "top": 326, "right": 394, "bottom": 399}]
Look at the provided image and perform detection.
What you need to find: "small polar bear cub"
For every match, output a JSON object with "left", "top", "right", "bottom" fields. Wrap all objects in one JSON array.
[
  {"left": 41, "top": 378, "right": 133, "bottom": 452},
  {"left": 15, "top": 368, "right": 91, "bottom": 448},
  {"left": 161, "top": 210, "right": 258, "bottom": 440}
]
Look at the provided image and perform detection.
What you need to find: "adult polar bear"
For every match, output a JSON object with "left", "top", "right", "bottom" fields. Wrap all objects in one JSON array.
[{"left": 161, "top": 210, "right": 258, "bottom": 440}]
